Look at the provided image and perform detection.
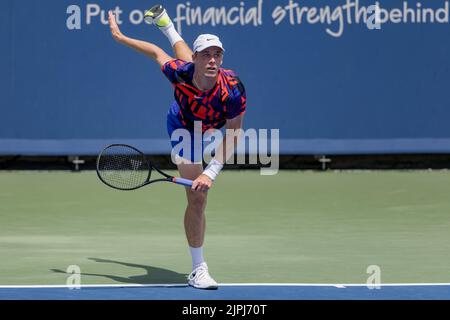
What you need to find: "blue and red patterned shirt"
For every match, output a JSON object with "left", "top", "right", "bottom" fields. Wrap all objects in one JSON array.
[{"left": 162, "top": 59, "right": 246, "bottom": 133}]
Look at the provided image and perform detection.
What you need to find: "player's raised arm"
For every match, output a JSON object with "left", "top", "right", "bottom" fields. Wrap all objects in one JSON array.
[{"left": 108, "top": 11, "right": 172, "bottom": 67}]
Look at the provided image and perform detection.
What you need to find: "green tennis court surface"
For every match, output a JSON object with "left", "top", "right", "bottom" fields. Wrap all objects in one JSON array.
[{"left": 1, "top": 170, "right": 450, "bottom": 286}]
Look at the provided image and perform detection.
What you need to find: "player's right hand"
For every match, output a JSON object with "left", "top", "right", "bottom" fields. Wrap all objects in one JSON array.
[
  {"left": 108, "top": 11, "right": 124, "bottom": 43},
  {"left": 192, "top": 174, "right": 213, "bottom": 192}
]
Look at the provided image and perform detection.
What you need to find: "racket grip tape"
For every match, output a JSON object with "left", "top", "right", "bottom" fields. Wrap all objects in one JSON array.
[{"left": 172, "top": 177, "right": 193, "bottom": 187}]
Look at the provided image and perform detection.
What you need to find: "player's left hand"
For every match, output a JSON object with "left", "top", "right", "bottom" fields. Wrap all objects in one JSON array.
[
  {"left": 108, "top": 11, "right": 125, "bottom": 43},
  {"left": 192, "top": 174, "right": 213, "bottom": 192}
]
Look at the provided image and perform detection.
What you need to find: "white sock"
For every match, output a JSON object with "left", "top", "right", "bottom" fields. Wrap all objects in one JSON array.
[
  {"left": 189, "top": 246, "right": 205, "bottom": 270},
  {"left": 160, "top": 24, "right": 183, "bottom": 47},
  {"left": 154, "top": 11, "right": 183, "bottom": 47}
]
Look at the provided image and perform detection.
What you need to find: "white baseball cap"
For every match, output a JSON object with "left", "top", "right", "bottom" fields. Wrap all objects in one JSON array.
[{"left": 193, "top": 34, "right": 225, "bottom": 53}]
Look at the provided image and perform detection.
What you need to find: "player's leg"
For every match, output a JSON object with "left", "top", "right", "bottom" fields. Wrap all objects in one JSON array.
[
  {"left": 145, "top": 4, "right": 193, "bottom": 62},
  {"left": 166, "top": 103, "right": 218, "bottom": 289},
  {"left": 177, "top": 163, "right": 218, "bottom": 290},
  {"left": 177, "top": 163, "right": 206, "bottom": 249},
  {"left": 173, "top": 41, "right": 194, "bottom": 63}
]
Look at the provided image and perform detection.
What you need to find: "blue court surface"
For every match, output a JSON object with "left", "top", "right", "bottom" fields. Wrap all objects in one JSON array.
[{"left": 1, "top": 284, "right": 449, "bottom": 300}]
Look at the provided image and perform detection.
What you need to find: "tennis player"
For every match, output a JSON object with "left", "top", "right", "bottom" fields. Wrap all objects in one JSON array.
[{"left": 108, "top": 5, "right": 246, "bottom": 290}]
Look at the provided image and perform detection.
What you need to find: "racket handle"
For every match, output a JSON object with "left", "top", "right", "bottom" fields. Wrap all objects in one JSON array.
[{"left": 172, "top": 177, "right": 193, "bottom": 187}]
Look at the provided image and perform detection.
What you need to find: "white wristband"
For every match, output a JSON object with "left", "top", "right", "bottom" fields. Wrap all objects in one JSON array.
[{"left": 202, "top": 159, "right": 224, "bottom": 181}]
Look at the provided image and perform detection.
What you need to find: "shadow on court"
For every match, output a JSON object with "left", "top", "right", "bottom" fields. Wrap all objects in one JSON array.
[{"left": 50, "top": 257, "right": 188, "bottom": 285}]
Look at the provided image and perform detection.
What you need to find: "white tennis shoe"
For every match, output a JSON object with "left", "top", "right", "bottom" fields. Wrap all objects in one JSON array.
[
  {"left": 144, "top": 5, "right": 170, "bottom": 27},
  {"left": 188, "top": 263, "right": 218, "bottom": 290}
]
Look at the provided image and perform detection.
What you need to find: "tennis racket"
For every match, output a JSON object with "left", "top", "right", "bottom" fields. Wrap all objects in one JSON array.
[{"left": 96, "top": 144, "right": 193, "bottom": 191}]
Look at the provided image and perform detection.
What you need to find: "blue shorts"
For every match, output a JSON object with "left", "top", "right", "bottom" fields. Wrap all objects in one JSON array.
[{"left": 167, "top": 102, "right": 204, "bottom": 163}]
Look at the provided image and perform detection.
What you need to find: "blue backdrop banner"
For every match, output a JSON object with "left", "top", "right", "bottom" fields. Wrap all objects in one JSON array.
[{"left": 1, "top": 0, "right": 449, "bottom": 155}]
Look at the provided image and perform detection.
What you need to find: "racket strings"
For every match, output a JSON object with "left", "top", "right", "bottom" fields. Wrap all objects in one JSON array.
[{"left": 98, "top": 146, "right": 150, "bottom": 189}]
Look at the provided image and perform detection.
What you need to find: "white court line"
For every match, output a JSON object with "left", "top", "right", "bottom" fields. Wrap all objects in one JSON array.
[
  {"left": 0, "top": 284, "right": 187, "bottom": 289},
  {"left": 1, "top": 283, "right": 450, "bottom": 289},
  {"left": 221, "top": 283, "right": 450, "bottom": 288}
]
